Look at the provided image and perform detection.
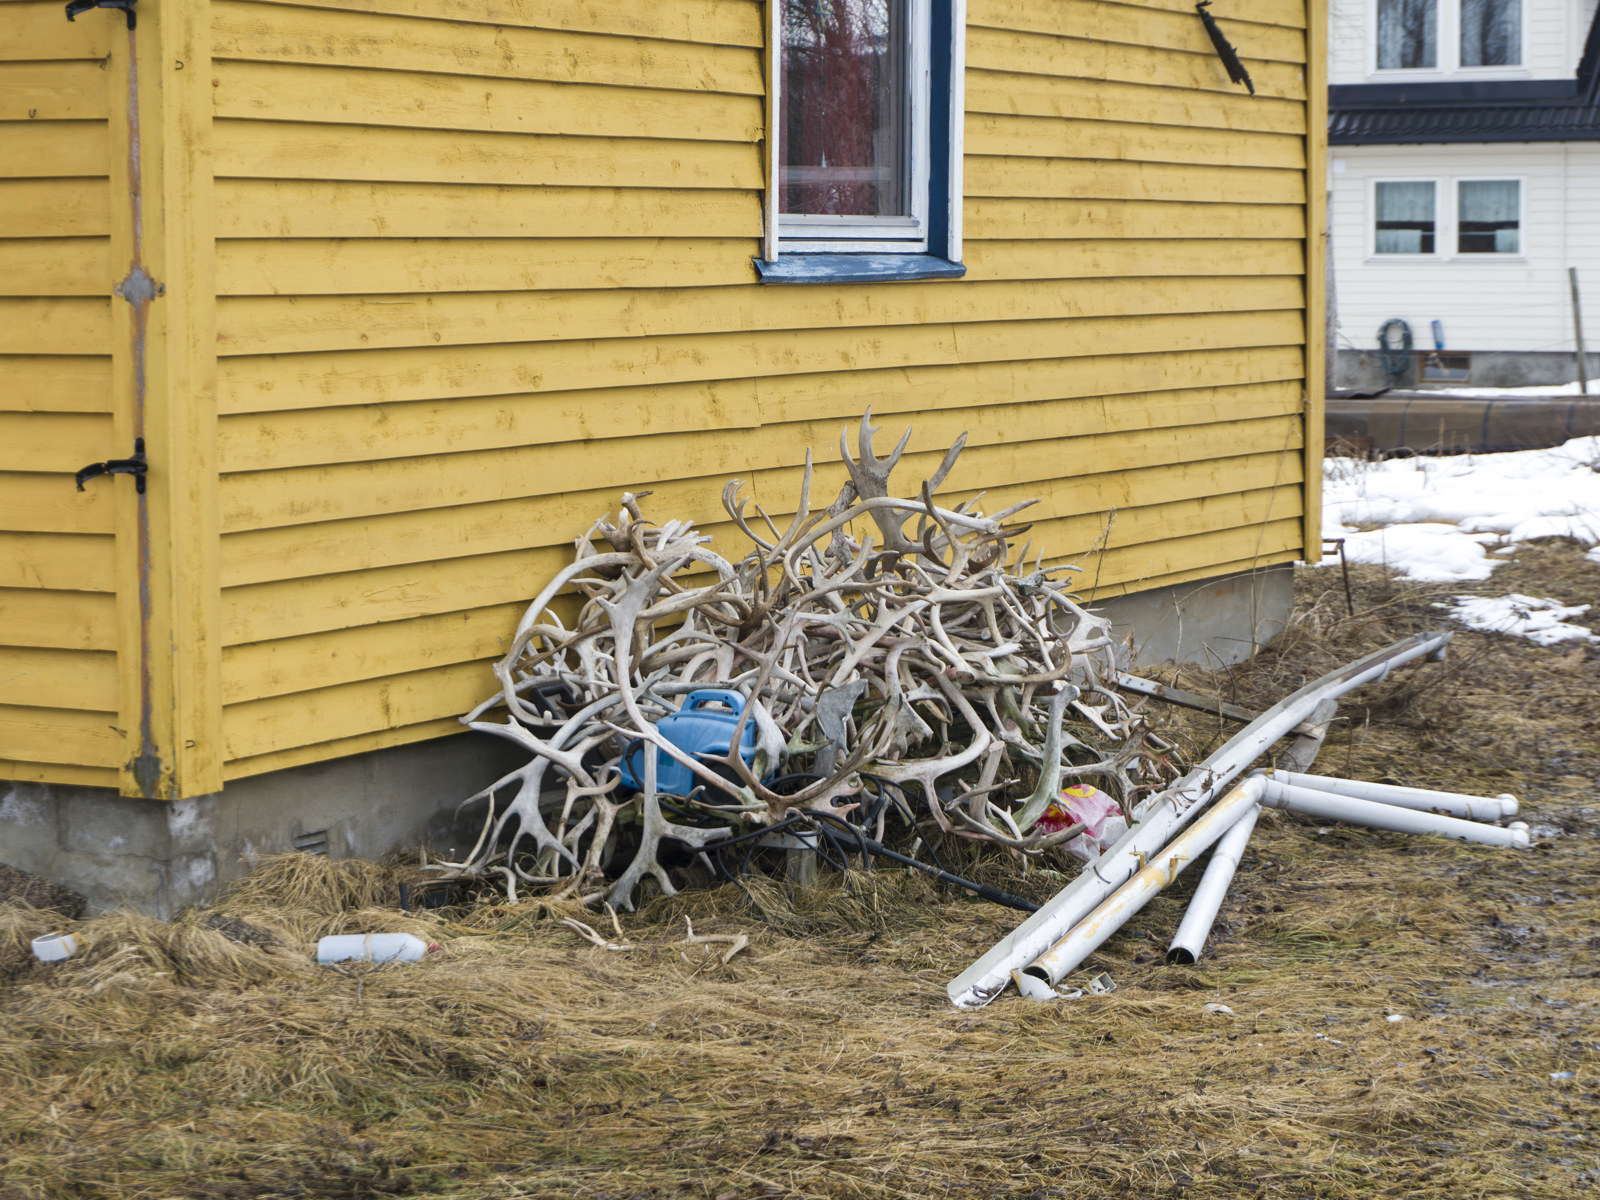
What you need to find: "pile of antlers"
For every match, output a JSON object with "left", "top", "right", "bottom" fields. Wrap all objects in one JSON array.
[{"left": 443, "top": 413, "right": 1177, "bottom": 909}]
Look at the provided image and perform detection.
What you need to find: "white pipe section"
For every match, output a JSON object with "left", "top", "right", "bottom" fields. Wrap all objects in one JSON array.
[
  {"left": 1165, "top": 802, "right": 1260, "bottom": 966},
  {"left": 1260, "top": 780, "right": 1530, "bottom": 848},
  {"left": 1020, "top": 776, "right": 1268, "bottom": 988},
  {"left": 1270, "top": 770, "right": 1518, "bottom": 821},
  {"left": 946, "top": 630, "right": 1453, "bottom": 1008}
]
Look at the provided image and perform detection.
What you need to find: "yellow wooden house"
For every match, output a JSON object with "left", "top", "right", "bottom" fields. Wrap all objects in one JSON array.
[{"left": 0, "top": 0, "right": 1325, "bottom": 910}]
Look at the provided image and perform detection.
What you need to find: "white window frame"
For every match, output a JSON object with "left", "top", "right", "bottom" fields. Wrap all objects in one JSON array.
[
  {"left": 1368, "top": 0, "right": 1527, "bottom": 79},
  {"left": 763, "top": 0, "right": 965, "bottom": 262},
  {"left": 1369, "top": 177, "right": 1441, "bottom": 259},
  {"left": 1366, "top": 175, "right": 1526, "bottom": 261},
  {"left": 1453, "top": 175, "right": 1524, "bottom": 257}
]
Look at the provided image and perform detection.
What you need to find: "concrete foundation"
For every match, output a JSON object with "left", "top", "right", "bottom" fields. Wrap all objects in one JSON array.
[
  {"left": 0, "top": 733, "right": 523, "bottom": 918},
  {"left": 1092, "top": 564, "right": 1295, "bottom": 671},
  {"left": 1338, "top": 348, "right": 1600, "bottom": 391},
  {"left": 3, "top": 567, "right": 1295, "bottom": 914}
]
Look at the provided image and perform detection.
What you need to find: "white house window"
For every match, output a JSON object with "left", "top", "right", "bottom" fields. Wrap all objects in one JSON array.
[
  {"left": 1375, "top": 0, "right": 1521, "bottom": 73},
  {"left": 1377, "top": 0, "right": 1437, "bottom": 69},
  {"left": 756, "top": 0, "right": 966, "bottom": 283},
  {"left": 1457, "top": 180, "right": 1519, "bottom": 253},
  {"left": 1374, "top": 181, "right": 1437, "bottom": 254},
  {"left": 1459, "top": 0, "right": 1520, "bottom": 66}
]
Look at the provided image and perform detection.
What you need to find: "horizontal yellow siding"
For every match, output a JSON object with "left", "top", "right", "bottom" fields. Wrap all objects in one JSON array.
[
  {"left": 188, "top": 0, "right": 1320, "bottom": 780},
  {"left": 212, "top": 347, "right": 1302, "bottom": 473},
  {"left": 0, "top": 537, "right": 116, "bottom": 593},
  {"left": 0, "top": 704, "right": 122, "bottom": 768},
  {"left": 216, "top": 309, "right": 1305, "bottom": 415},
  {"left": 970, "top": 0, "right": 1307, "bottom": 58},
  {"left": 5, "top": 1, "right": 112, "bottom": 61},
  {"left": 217, "top": 0, "right": 766, "bottom": 47},
  {"left": 0, "top": 587, "right": 117, "bottom": 648},
  {"left": 0, "top": 412, "right": 115, "bottom": 473},
  {"left": 0, "top": 61, "right": 109, "bottom": 120},
  {"left": 0, "top": 759, "right": 119, "bottom": 788},
  {"left": 966, "top": 26, "right": 1308, "bottom": 100},
  {"left": 1, "top": 646, "right": 118, "bottom": 712},
  {"left": 213, "top": 60, "right": 764, "bottom": 143},
  {"left": 0, "top": 45, "right": 119, "bottom": 789},
  {"left": 964, "top": 70, "right": 1304, "bottom": 134},
  {"left": 0, "top": 238, "right": 111, "bottom": 296},
  {"left": 0, "top": 179, "right": 110, "bottom": 239},
  {"left": 217, "top": 387, "right": 1304, "bottom": 535},
  {"left": 212, "top": 1, "right": 764, "bottom": 92},
  {"left": 214, "top": 180, "right": 761, "bottom": 240},
  {"left": 215, "top": 276, "right": 1301, "bottom": 357}
]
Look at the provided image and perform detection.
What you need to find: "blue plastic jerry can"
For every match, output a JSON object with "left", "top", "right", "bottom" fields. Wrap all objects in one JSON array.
[{"left": 618, "top": 689, "right": 763, "bottom": 796}]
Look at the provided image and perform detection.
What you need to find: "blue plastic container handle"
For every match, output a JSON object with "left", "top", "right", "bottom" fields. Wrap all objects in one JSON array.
[{"left": 684, "top": 689, "right": 745, "bottom": 713}]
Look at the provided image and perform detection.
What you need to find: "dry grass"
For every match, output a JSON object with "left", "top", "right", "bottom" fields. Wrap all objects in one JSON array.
[{"left": 3, "top": 546, "right": 1599, "bottom": 1199}]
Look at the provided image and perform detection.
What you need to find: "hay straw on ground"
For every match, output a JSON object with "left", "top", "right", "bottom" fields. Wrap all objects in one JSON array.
[{"left": 2, "top": 550, "right": 1598, "bottom": 1199}]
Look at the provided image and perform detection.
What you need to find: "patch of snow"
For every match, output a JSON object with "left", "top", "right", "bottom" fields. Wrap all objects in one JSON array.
[
  {"left": 1338, "top": 522, "right": 1500, "bottom": 581},
  {"left": 1323, "top": 436, "right": 1600, "bottom": 581},
  {"left": 1444, "top": 594, "right": 1599, "bottom": 647},
  {"left": 1417, "top": 381, "right": 1592, "bottom": 398}
]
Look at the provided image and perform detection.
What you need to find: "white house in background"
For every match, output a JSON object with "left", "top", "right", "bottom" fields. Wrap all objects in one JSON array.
[{"left": 1329, "top": 0, "right": 1600, "bottom": 387}]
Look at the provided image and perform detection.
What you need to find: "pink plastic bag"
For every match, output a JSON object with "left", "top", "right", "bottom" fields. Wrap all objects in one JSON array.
[{"left": 1036, "top": 784, "right": 1128, "bottom": 863}]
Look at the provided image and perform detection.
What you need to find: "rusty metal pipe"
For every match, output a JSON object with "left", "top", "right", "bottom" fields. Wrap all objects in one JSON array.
[
  {"left": 1164, "top": 801, "right": 1260, "bottom": 966},
  {"left": 1019, "top": 776, "right": 1269, "bottom": 988},
  {"left": 1260, "top": 780, "right": 1530, "bottom": 848},
  {"left": 1270, "top": 770, "right": 1518, "bottom": 822},
  {"left": 946, "top": 630, "right": 1453, "bottom": 1008}
]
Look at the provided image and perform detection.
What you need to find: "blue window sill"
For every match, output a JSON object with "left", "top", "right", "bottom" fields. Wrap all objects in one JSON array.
[{"left": 753, "top": 253, "right": 967, "bottom": 284}]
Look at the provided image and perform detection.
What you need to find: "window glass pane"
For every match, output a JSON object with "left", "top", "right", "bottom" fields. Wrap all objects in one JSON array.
[
  {"left": 780, "top": 0, "right": 907, "bottom": 218},
  {"left": 1458, "top": 180, "right": 1519, "bottom": 253},
  {"left": 1377, "top": 0, "right": 1437, "bottom": 68},
  {"left": 1375, "top": 181, "right": 1435, "bottom": 253},
  {"left": 1461, "top": 0, "right": 1520, "bottom": 66}
]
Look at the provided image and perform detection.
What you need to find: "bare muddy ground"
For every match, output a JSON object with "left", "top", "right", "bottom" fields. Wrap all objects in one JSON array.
[{"left": 2, "top": 546, "right": 1597, "bottom": 1199}]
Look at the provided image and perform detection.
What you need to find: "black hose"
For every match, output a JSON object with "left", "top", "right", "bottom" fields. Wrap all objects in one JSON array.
[
  {"left": 1377, "top": 317, "right": 1413, "bottom": 380},
  {"left": 803, "top": 810, "right": 1040, "bottom": 914},
  {"left": 695, "top": 810, "right": 1037, "bottom": 913}
]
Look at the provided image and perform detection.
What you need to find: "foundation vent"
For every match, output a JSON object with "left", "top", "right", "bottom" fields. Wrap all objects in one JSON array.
[{"left": 292, "top": 829, "right": 329, "bottom": 856}]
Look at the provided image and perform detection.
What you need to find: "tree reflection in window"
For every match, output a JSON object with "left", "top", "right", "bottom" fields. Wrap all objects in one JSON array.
[
  {"left": 779, "top": 0, "right": 907, "bottom": 218},
  {"left": 1461, "top": 0, "right": 1520, "bottom": 67},
  {"left": 1377, "top": 0, "right": 1437, "bottom": 68}
]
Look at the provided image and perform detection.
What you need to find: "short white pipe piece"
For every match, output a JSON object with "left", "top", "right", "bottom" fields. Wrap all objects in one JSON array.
[
  {"left": 947, "top": 630, "right": 1453, "bottom": 1008},
  {"left": 1261, "top": 780, "right": 1530, "bottom": 848},
  {"left": 31, "top": 932, "right": 78, "bottom": 963},
  {"left": 1019, "top": 776, "right": 1268, "bottom": 989},
  {"left": 1270, "top": 770, "right": 1519, "bottom": 821},
  {"left": 1166, "top": 802, "right": 1260, "bottom": 966}
]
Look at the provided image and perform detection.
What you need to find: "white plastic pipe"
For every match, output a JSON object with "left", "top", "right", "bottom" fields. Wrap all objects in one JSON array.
[
  {"left": 316, "top": 933, "right": 433, "bottom": 964},
  {"left": 1165, "top": 802, "right": 1260, "bottom": 966},
  {"left": 1019, "top": 776, "right": 1268, "bottom": 988},
  {"left": 1270, "top": 770, "right": 1518, "bottom": 821},
  {"left": 1260, "top": 780, "right": 1530, "bottom": 848},
  {"left": 946, "top": 630, "right": 1453, "bottom": 1008}
]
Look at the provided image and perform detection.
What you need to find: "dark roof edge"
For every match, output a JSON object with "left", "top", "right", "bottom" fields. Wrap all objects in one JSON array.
[
  {"left": 1329, "top": 128, "right": 1600, "bottom": 145},
  {"left": 1580, "top": 2, "right": 1600, "bottom": 102},
  {"left": 1330, "top": 79, "right": 1575, "bottom": 106}
]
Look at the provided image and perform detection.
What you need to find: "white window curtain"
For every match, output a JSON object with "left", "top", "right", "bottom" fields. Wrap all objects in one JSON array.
[
  {"left": 1377, "top": 0, "right": 1437, "bottom": 69},
  {"left": 1461, "top": 0, "right": 1520, "bottom": 66},
  {"left": 1375, "top": 181, "right": 1436, "bottom": 253},
  {"left": 1458, "top": 180, "right": 1519, "bottom": 253}
]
